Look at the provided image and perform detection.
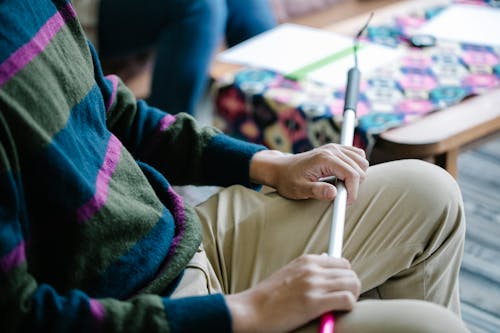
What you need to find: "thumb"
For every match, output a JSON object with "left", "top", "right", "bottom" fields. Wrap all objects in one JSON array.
[{"left": 309, "top": 182, "right": 337, "bottom": 201}]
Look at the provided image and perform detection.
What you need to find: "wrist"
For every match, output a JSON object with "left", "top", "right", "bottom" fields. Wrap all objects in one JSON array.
[
  {"left": 226, "top": 293, "right": 259, "bottom": 333},
  {"left": 249, "top": 150, "right": 288, "bottom": 188}
]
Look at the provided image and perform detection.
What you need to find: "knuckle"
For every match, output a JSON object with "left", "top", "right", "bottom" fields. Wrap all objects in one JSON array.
[
  {"left": 346, "top": 277, "right": 361, "bottom": 295},
  {"left": 299, "top": 254, "right": 316, "bottom": 264},
  {"left": 302, "top": 263, "right": 320, "bottom": 277},
  {"left": 301, "top": 263, "right": 314, "bottom": 274},
  {"left": 339, "top": 291, "right": 356, "bottom": 310},
  {"left": 351, "top": 172, "right": 360, "bottom": 181},
  {"left": 355, "top": 279, "right": 362, "bottom": 295},
  {"left": 295, "top": 254, "right": 309, "bottom": 264},
  {"left": 301, "top": 275, "right": 318, "bottom": 290},
  {"left": 341, "top": 258, "right": 352, "bottom": 268},
  {"left": 354, "top": 147, "right": 366, "bottom": 157},
  {"left": 325, "top": 143, "right": 338, "bottom": 150},
  {"left": 301, "top": 291, "right": 317, "bottom": 307},
  {"left": 310, "top": 150, "right": 326, "bottom": 163}
]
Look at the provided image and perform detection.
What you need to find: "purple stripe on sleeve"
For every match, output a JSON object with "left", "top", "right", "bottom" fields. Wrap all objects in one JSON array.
[
  {"left": 76, "top": 135, "right": 122, "bottom": 223},
  {"left": 164, "top": 188, "right": 186, "bottom": 261},
  {"left": 0, "top": 240, "right": 26, "bottom": 273},
  {"left": 131, "top": 187, "right": 186, "bottom": 296},
  {"left": 0, "top": 3, "right": 76, "bottom": 87},
  {"left": 139, "top": 114, "right": 176, "bottom": 160},
  {"left": 89, "top": 299, "right": 105, "bottom": 331},
  {"left": 104, "top": 75, "right": 119, "bottom": 111},
  {"left": 158, "top": 114, "right": 176, "bottom": 132}
]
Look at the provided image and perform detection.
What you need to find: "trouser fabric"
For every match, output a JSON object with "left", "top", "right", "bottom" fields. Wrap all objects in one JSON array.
[{"left": 174, "top": 160, "right": 469, "bottom": 332}]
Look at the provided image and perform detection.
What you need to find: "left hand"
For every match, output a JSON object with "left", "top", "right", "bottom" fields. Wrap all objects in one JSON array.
[{"left": 249, "top": 144, "right": 369, "bottom": 204}]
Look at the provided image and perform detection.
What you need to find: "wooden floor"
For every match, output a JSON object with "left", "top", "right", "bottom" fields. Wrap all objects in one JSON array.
[{"left": 457, "top": 135, "right": 500, "bottom": 333}]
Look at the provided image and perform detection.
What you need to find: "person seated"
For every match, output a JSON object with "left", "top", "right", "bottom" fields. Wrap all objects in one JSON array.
[
  {"left": 0, "top": 1, "right": 470, "bottom": 332},
  {"left": 72, "top": 0, "right": 277, "bottom": 115}
]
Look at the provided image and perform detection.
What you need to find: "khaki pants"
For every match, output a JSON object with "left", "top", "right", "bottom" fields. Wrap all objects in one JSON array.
[{"left": 173, "top": 160, "right": 469, "bottom": 332}]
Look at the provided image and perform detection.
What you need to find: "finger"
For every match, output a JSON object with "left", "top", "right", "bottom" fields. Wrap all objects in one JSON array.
[
  {"left": 311, "top": 277, "right": 361, "bottom": 302},
  {"left": 312, "top": 147, "right": 363, "bottom": 203},
  {"left": 317, "top": 290, "right": 358, "bottom": 313},
  {"left": 344, "top": 173, "right": 360, "bottom": 205},
  {"left": 329, "top": 160, "right": 360, "bottom": 204},
  {"left": 343, "top": 145, "right": 367, "bottom": 160},
  {"left": 321, "top": 145, "right": 368, "bottom": 183},
  {"left": 321, "top": 144, "right": 367, "bottom": 172},
  {"left": 331, "top": 157, "right": 361, "bottom": 204},
  {"left": 322, "top": 275, "right": 362, "bottom": 298},
  {"left": 334, "top": 149, "right": 367, "bottom": 181},
  {"left": 313, "top": 255, "right": 352, "bottom": 269},
  {"left": 341, "top": 147, "right": 370, "bottom": 173},
  {"left": 308, "top": 181, "right": 337, "bottom": 201}
]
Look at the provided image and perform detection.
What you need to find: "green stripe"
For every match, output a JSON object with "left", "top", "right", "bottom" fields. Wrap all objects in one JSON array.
[
  {"left": 0, "top": 21, "right": 94, "bottom": 157},
  {"left": 100, "top": 295, "right": 169, "bottom": 332},
  {"left": 285, "top": 44, "right": 365, "bottom": 81},
  {"left": 76, "top": 152, "right": 165, "bottom": 279}
]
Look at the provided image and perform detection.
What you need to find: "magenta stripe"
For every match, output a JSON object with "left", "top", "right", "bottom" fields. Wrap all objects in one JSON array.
[
  {"left": 164, "top": 188, "right": 186, "bottom": 261},
  {"left": 139, "top": 114, "right": 176, "bottom": 160},
  {"left": 0, "top": 3, "right": 76, "bottom": 87},
  {"left": 76, "top": 135, "right": 122, "bottom": 223},
  {"left": 158, "top": 114, "right": 176, "bottom": 132},
  {"left": 89, "top": 299, "right": 105, "bottom": 331},
  {"left": 0, "top": 241, "right": 26, "bottom": 272},
  {"left": 131, "top": 187, "right": 186, "bottom": 296},
  {"left": 105, "top": 75, "right": 119, "bottom": 111}
]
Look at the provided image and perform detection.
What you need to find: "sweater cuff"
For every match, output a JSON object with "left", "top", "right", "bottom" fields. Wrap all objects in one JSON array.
[
  {"left": 201, "top": 134, "right": 266, "bottom": 188},
  {"left": 162, "top": 294, "right": 232, "bottom": 333}
]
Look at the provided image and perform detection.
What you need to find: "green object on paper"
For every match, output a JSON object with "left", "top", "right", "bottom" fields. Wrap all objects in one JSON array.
[{"left": 286, "top": 44, "right": 365, "bottom": 81}]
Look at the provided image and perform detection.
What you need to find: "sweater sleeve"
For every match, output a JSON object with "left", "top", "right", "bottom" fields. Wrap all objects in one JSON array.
[
  {"left": 0, "top": 138, "right": 232, "bottom": 333},
  {"left": 89, "top": 44, "right": 266, "bottom": 187}
]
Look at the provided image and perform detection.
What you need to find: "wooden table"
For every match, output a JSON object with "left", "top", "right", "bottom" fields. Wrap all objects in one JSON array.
[
  {"left": 369, "top": 89, "right": 500, "bottom": 177},
  {"left": 212, "top": 0, "right": 500, "bottom": 178}
]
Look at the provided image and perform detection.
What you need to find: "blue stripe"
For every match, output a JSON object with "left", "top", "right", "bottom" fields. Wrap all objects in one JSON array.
[
  {"left": 89, "top": 209, "right": 174, "bottom": 299},
  {"left": 0, "top": 0, "right": 65, "bottom": 64},
  {"left": 87, "top": 42, "right": 167, "bottom": 157},
  {"left": 23, "top": 284, "right": 93, "bottom": 333},
  {"left": 201, "top": 133, "right": 266, "bottom": 188},
  {"left": 88, "top": 42, "right": 114, "bottom": 108},
  {"left": 163, "top": 294, "right": 232, "bottom": 333},
  {"left": 24, "top": 84, "right": 110, "bottom": 211},
  {"left": 0, "top": 172, "right": 26, "bottom": 257},
  {"left": 122, "top": 100, "right": 169, "bottom": 156}
]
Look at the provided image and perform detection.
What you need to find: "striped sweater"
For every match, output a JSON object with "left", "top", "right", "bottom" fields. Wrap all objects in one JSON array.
[{"left": 0, "top": 1, "right": 265, "bottom": 332}]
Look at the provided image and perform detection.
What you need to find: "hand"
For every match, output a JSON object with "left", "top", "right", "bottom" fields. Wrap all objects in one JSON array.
[
  {"left": 249, "top": 144, "right": 369, "bottom": 204},
  {"left": 226, "top": 254, "right": 361, "bottom": 333}
]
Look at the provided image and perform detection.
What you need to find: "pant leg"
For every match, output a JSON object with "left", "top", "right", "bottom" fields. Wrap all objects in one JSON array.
[
  {"left": 194, "top": 159, "right": 467, "bottom": 331},
  {"left": 99, "top": 0, "right": 227, "bottom": 114},
  {"left": 225, "top": 0, "right": 277, "bottom": 47},
  {"left": 296, "top": 300, "right": 470, "bottom": 333}
]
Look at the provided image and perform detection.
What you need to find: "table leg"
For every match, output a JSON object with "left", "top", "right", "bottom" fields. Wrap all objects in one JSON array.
[{"left": 434, "top": 148, "right": 459, "bottom": 179}]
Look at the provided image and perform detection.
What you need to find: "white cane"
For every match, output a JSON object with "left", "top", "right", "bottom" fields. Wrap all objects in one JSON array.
[{"left": 318, "top": 12, "right": 372, "bottom": 333}]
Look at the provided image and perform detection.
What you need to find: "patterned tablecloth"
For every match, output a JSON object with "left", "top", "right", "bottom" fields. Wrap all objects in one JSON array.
[{"left": 214, "top": 0, "right": 500, "bottom": 153}]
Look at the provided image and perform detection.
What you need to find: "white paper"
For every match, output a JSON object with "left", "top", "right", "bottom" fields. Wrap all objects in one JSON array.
[
  {"left": 416, "top": 4, "right": 500, "bottom": 47},
  {"left": 217, "top": 23, "right": 402, "bottom": 87}
]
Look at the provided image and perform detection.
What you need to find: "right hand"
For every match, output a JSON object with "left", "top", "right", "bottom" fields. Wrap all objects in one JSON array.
[
  {"left": 226, "top": 254, "right": 361, "bottom": 333},
  {"left": 249, "top": 145, "right": 369, "bottom": 204}
]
